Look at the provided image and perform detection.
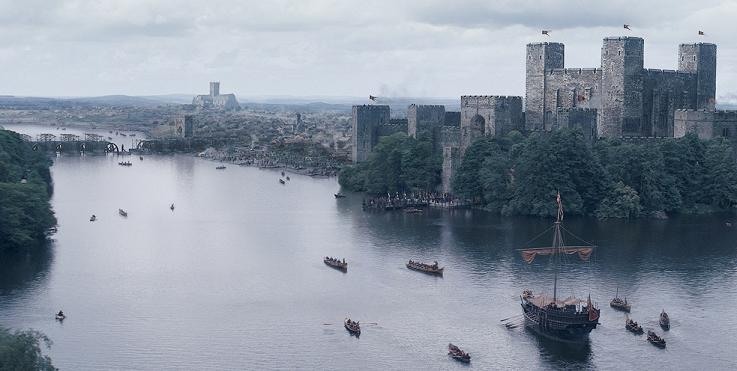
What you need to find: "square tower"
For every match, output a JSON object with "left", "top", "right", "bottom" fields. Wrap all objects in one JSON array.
[
  {"left": 209, "top": 82, "right": 220, "bottom": 97},
  {"left": 599, "top": 37, "right": 644, "bottom": 138},
  {"left": 678, "top": 43, "right": 717, "bottom": 110},
  {"left": 352, "top": 105, "right": 390, "bottom": 163},
  {"left": 525, "top": 42, "right": 565, "bottom": 131},
  {"left": 408, "top": 104, "right": 445, "bottom": 154}
]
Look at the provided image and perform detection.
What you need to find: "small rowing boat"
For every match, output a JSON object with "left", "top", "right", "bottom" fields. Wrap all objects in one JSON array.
[
  {"left": 324, "top": 256, "right": 347, "bottom": 271},
  {"left": 660, "top": 309, "right": 670, "bottom": 330},
  {"left": 406, "top": 260, "right": 443, "bottom": 275},
  {"left": 216, "top": 165, "right": 226, "bottom": 170},
  {"left": 279, "top": 179, "right": 286, "bottom": 185},
  {"left": 344, "top": 318, "right": 360, "bottom": 337},
  {"left": 625, "top": 317, "right": 643, "bottom": 334},
  {"left": 334, "top": 193, "right": 346, "bottom": 199},
  {"left": 647, "top": 330, "right": 666, "bottom": 348},
  {"left": 448, "top": 343, "right": 470, "bottom": 363}
]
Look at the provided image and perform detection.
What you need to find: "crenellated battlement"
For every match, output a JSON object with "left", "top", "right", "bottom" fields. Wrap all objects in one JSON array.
[
  {"left": 645, "top": 68, "right": 694, "bottom": 75},
  {"left": 549, "top": 68, "right": 601, "bottom": 76}
]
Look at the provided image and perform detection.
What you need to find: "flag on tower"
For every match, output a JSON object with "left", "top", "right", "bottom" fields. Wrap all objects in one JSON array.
[
  {"left": 623, "top": 24, "right": 631, "bottom": 30},
  {"left": 542, "top": 30, "right": 550, "bottom": 36},
  {"left": 698, "top": 30, "right": 705, "bottom": 36}
]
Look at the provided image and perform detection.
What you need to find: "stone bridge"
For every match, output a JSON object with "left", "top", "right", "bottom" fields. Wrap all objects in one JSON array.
[{"left": 25, "top": 133, "right": 123, "bottom": 153}]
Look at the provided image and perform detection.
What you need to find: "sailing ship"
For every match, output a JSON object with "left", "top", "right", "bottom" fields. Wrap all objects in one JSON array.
[
  {"left": 519, "top": 193, "right": 600, "bottom": 343},
  {"left": 610, "top": 288, "right": 631, "bottom": 312}
]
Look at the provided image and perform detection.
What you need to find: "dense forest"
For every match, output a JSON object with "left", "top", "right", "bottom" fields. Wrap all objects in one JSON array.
[
  {"left": 338, "top": 132, "right": 441, "bottom": 194},
  {"left": 339, "top": 129, "right": 737, "bottom": 218},
  {"left": 0, "top": 129, "right": 57, "bottom": 252}
]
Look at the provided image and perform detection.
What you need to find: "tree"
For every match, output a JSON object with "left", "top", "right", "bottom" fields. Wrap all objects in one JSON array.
[
  {"left": 337, "top": 133, "right": 441, "bottom": 195},
  {"left": 596, "top": 181, "right": 642, "bottom": 219},
  {"left": 0, "top": 326, "right": 56, "bottom": 371},
  {"left": 702, "top": 138, "right": 737, "bottom": 208},
  {"left": 0, "top": 130, "right": 56, "bottom": 253}
]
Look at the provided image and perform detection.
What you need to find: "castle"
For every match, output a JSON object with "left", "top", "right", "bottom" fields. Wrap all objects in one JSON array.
[
  {"left": 192, "top": 82, "right": 240, "bottom": 111},
  {"left": 352, "top": 36, "right": 737, "bottom": 193}
]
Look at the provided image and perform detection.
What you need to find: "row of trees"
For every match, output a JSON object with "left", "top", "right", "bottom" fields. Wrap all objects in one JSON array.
[
  {"left": 339, "top": 133, "right": 441, "bottom": 194},
  {"left": 339, "top": 128, "right": 737, "bottom": 218},
  {"left": 453, "top": 130, "right": 737, "bottom": 218},
  {"left": 0, "top": 130, "right": 57, "bottom": 252}
]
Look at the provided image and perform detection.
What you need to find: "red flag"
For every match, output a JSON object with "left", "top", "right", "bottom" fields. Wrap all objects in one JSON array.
[{"left": 587, "top": 294, "right": 600, "bottom": 322}]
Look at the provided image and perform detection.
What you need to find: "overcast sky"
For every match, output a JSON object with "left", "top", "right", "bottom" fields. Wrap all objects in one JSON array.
[{"left": 2, "top": 0, "right": 736, "bottom": 100}]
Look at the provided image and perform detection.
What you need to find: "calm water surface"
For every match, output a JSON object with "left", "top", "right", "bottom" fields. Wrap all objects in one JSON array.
[{"left": 1, "top": 152, "right": 736, "bottom": 370}]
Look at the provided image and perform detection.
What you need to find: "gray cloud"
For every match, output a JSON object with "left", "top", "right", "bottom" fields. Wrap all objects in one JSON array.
[{"left": 0, "top": 0, "right": 735, "bottom": 100}]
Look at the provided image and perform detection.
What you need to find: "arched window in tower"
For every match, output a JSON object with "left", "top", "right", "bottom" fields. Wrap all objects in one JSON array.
[
  {"left": 693, "top": 55, "right": 697, "bottom": 61},
  {"left": 723, "top": 127, "right": 730, "bottom": 137}
]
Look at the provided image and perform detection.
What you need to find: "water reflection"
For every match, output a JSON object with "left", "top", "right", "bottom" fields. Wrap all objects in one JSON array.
[{"left": 0, "top": 244, "right": 54, "bottom": 296}]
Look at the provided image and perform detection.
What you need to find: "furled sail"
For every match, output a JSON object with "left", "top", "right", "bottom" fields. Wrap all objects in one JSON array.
[{"left": 520, "top": 246, "right": 593, "bottom": 263}]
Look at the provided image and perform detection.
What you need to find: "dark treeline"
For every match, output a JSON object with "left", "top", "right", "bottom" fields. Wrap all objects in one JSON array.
[
  {"left": 339, "top": 128, "right": 737, "bottom": 218},
  {"left": 454, "top": 130, "right": 737, "bottom": 218},
  {"left": 339, "top": 132, "right": 442, "bottom": 194},
  {"left": 0, "top": 129, "right": 57, "bottom": 252},
  {"left": 0, "top": 326, "right": 56, "bottom": 370}
]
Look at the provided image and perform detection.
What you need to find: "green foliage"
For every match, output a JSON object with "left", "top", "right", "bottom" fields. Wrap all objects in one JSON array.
[
  {"left": 596, "top": 181, "right": 642, "bottom": 219},
  {"left": 338, "top": 133, "right": 441, "bottom": 194},
  {"left": 0, "top": 326, "right": 56, "bottom": 371},
  {"left": 702, "top": 138, "right": 737, "bottom": 208},
  {"left": 454, "top": 130, "right": 737, "bottom": 218},
  {"left": 0, "top": 130, "right": 56, "bottom": 252}
]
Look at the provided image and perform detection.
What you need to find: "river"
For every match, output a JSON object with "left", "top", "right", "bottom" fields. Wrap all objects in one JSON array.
[{"left": 1, "top": 141, "right": 736, "bottom": 369}]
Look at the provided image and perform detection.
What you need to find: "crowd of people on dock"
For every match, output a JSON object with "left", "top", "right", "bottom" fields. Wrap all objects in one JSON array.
[{"left": 362, "top": 192, "right": 469, "bottom": 211}]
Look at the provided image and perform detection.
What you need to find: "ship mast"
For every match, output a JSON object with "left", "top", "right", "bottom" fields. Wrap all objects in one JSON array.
[{"left": 552, "top": 192, "right": 563, "bottom": 303}]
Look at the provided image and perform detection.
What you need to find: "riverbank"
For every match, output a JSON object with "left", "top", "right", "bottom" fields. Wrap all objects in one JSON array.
[
  {"left": 0, "top": 130, "right": 56, "bottom": 253},
  {"left": 198, "top": 146, "right": 343, "bottom": 177}
]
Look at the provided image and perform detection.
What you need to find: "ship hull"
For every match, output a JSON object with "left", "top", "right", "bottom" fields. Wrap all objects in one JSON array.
[{"left": 521, "top": 302, "right": 598, "bottom": 344}]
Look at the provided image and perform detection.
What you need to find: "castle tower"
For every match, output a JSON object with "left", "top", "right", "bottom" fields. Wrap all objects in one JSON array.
[
  {"left": 408, "top": 104, "right": 445, "bottom": 154},
  {"left": 210, "top": 82, "right": 220, "bottom": 97},
  {"left": 525, "top": 42, "right": 565, "bottom": 131},
  {"left": 678, "top": 43, "right": 717, "bottom": 110},
  {"left": 599, "top": 37, "right": 644, "bottom": 138},
  {"left": 352, "top": 105, "right": 390, "bottom": 163}
]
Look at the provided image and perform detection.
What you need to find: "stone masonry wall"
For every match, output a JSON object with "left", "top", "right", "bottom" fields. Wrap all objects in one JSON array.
[
  {"left": 352, "top": 105, "right": 390, "bottom": 163},
  {"left": 642, "top": 69, "right": 697, "bottom": 137},
  {"left": 460, "top": 95, "right": 523, "bottom": 155}
]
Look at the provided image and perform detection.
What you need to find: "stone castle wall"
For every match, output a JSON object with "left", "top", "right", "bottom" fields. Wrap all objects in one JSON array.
[
  {"left": 555, "top": 108, "right": 597, "bottom": 142},
  {"left": 674, "top": 109, "right": 737, "bottom": 140},
  {"left": 525, "top": 37, "right": 716, "bottom": 139},
  {"left": 642, "top": 69, "right": 697, "bottom": 137},
  {"left": 460, "top": 95, "right": 523, "bottom": 154},
  {"left": 352, "top": 105, "right": 390, "bottom": 163}
]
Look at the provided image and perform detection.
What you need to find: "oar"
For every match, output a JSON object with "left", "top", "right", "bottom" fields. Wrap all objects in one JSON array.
[{"left": 500, "top": 315, "right": 523, "bottom": 322}]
